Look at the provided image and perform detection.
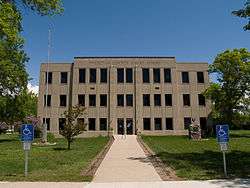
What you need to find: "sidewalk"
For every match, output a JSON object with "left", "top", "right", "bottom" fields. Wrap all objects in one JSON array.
[{"left": 93, "top": 135, "right": 161, "bottom": 182}]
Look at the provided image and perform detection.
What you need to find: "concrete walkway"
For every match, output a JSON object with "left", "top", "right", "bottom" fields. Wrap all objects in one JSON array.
[{"left": 93, "top": 135, "right": 161, "bottom": 182}]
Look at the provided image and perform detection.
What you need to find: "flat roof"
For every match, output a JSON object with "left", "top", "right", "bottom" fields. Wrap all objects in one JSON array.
[{"left": 74, "top": 56, "right": 175, "bottom": 59}]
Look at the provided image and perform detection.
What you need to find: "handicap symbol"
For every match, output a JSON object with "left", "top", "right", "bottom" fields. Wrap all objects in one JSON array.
[
  {"left": 218, "top": 126, "right": 226, "bottom": 137},
  {"left": 23, "top": 125, "right": 31, "bottom": 136}
]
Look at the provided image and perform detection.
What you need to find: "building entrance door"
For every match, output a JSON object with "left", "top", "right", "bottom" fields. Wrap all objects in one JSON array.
[
  {"left": 126, "top": 118, "right": 133, "bottom": 135},
  {"left": 117, "top": 118, "right": 124, "bottom": 135}
]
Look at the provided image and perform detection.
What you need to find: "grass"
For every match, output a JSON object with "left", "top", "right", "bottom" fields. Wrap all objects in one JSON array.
[
  {"left": 142, "top": 130, "right": 250, "bottom": 180},
  {"left": 0, "top": 134, "right": 109, "bottom": 181}
]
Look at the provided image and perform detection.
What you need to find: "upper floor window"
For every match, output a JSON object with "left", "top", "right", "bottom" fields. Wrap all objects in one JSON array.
[
  {"left": 126, "top": 68, "right": 133, "bottom": 83},
  {"left": 117, "top": 94, "right": 124, "bottom": 106},
  {"left": 100, "top": 94, "right": 107, "bottom": 107},
  {"left": 142, "top": 68, "right": 150, "bottom": 83},
  {"left": 60, "top": 72, "right": 68, "bottom": 84},
  {"left": 183, "top": 94, "right": 190, "bottom": 106},
  {"left": 165, "top": 94, "right": 172, "bottom": 106},
  {"left": 60, "top": 95, "right": 67, "bottom": 107},
  {"left": 100, "top": 68, "right": 107, "bottom": 83},
  {"left": 164, "top": 68, "right": 171, "bottom": 83},
  {"left": 143, "top": 94, "right": 150, "bottom": 106},
  {"left": 198, "top": 94, "right": 206, "bottom": 106},
  {"left": 197, "top": 72, "right": 204, "bottom": 83},
  {"left": 78, "top": 94, "right": 85, "bottom": 106},
  {"left": 45, "top": 72, "right": 52, "bottom": 84},
  {"left": 154, "top": 94, "right": 161, "bottom": 106},
  {"left": 154, "top": 118, "right": 162, "bottom": 130},
  {"left": 153, "top": 68, "right": 160, "bottom": 83},
  {"left": 44, "top": 95, "right": 51, "bottom": 107},
  {"left": 182, "top": 72, "right": 189, "bottom": 83},
  {"left": 89, "top": 95, "right": 96, "bottom": 106},
  {"left": 117, "top": 68, "right": 124, "bottom": 83},
  {"left": 89, "top": 69, "right": 96, "bottom": 83},
  {"left": 79, "top": 69, "right": 86, "bottom": 83},
  {"left": 166, "top": 118, "right": 173, "bottom": 130},
  {"left": 126, "top": 94, "right": 133, "bottom": 106}
]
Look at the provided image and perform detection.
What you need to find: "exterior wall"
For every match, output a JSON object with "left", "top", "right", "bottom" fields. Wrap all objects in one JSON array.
[{"left": 37, "top": 57, "right": 211, "bottom": 137}]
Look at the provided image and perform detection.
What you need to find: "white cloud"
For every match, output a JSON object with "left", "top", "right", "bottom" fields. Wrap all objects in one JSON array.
[{"left": 27, "top": 83, "right": 39, "bottom": 95}]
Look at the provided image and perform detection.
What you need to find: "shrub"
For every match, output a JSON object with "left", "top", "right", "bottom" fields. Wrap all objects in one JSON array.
[{"left": 0, "top": 122, "right": 8, "bottom": 134}]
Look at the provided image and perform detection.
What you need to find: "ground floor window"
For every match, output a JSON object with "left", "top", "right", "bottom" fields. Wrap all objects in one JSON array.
[
  {"left": 200, "top": 117, "right": 207, "bottom": 130},
  {"left": 59, "top": 118, "right": 66, "bottom": 131},
  {"left": 143, "top": 118, "right": 151, "bottom": 130},
  {"left": 88, "top": 118, "right": 96, "bottom": 130},
  {"left": 100, "top": 118, "right": 107, "bottom": 131},
  {"left": 184, "top": 117, "right": 191, "bottom": 129},
  {"left": 166, "top": 118, "right": 173, "bottom": 130},
  {"left": 77, "top": 118, "right": 85, "bottom": 130},
  {"left": 43, "top": 118, "right": 50, "bottom": 131},
  {"left": 154, "top": 118, "right": 162, "bottom": 130}
]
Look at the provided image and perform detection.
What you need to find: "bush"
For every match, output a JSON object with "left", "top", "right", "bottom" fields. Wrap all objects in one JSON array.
[
  {"left": 0, "top": 122, "right": 8, "bottom": 134},
  {"left": 47, "top": 132, "right": 55, "bottom": 143}
]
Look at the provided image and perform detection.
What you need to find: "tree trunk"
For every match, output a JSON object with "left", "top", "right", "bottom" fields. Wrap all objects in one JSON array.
[{"left": 67, "top": 140, "right": 71, "bottom": 150}]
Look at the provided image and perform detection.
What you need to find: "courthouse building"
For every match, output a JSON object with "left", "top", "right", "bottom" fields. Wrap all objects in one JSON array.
[{"left": 37, "top": 57, "right": 211, "bottom": 137}]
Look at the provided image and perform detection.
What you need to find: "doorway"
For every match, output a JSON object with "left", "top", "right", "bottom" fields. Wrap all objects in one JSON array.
[
  {"left": 117, "top": 118, "right": 124, "bottom": 135},
  {"left": 126, "top": 118, "right": 133, "bottom": 135},
  {"left": 117, "top": 118, "right": 133, "bottom": 135}
]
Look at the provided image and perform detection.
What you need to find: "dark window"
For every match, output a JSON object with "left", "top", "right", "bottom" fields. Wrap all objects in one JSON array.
[
  {"left": 200, "top": 117, "right": 207, "bottom": 130},
  {"left": 117, "top": 68, "right": 124, "bottom": 83},
  {"left": 100, "top": 68, "right": 107, "bottom": 83},
  {"left": 100, "top": 118, "right": 107, "bottom": 131},
  {"left": 126, "top": 68, "right": 133, "bottom": 83},
  {"left": 44, "top": 95, "right": 51, "bottom": 107},
  {"left": 77, "top": 118, "right": 85, "bottom": 131},
  {"left": 43, "top": 118, "right": 50, "bottom": 131},
  {"left": 78, "top": 95, "right": 85, "bottom": 106},
  {"left": 165, "top": 94, "right": 172, "bottom": 106},
  {"left": 126, "top": 94, "right": 133, "bottom": 106},
  {"left": 184, "top": 117, "right": 191, "bottom": 129},
  {"left": 164, "top": 69, "right": 171, "bottom": 83},
  {"left": 45, "top": 72, "right": 52, "bottom": 84},
  {"left": 60, "top": 72, "right": 68, "bottom": 84},
  {"left": 182, "top": 72, "right": 189, "bottom": 83},
  {"left": 154, "top": 94, "right": 161, "bottom": 106},
  {"left": 117, "top": 94, "right": 124, "bottom": 106},
  {"left": 153, "top": 68, "right": 161, "bottom": 83},
  {"left": 166, "top": 118, "right": 173, "bottom": 130},
  {"left": 88, "top": 118, "right": 96, "bottom": 131},
  {"left": 198, "top": 94, "right": 206, "bottom": 106},
  {"left": 154, "top": 118, "right": 162, "bottom": 130},
  {"left": 143, "top": 94, "right": 150, "bottom": 106},
  {"left": 143, "top": 118, "right": 151, "bottom": 130},
  {"left": 100, "top": 94, "right": 107, "bottom": 107},
  {"left": 89, "top": 95, "right": 96, "bottom": 106},
  {"left": 79, "top": 69, "right": 86, "bottom": 83},
  {"left": 89, "top": 68, "right": 96, "bottom": 83},
  {"left": 197, "top": 72, "right": 204, "bottom": 83},
  {"left": 60, "top": 95, "right": 67, "bottom": 107},
  {"left": 59, "top": 118, "right": 66, "bottom": 131},
  {"left": 142, "top": 68, "right": 150, "bottom": 83},
  {"left": 183, "top": 94, "right": 190, "bottom": 106}
]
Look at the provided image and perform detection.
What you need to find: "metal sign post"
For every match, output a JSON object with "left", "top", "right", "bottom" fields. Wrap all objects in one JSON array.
[
  {"left": 21, "top": 124, "right": 34, "bottom": 177},
  {"left": 216, "top": 124, "right": 229, "bottom": 178}
]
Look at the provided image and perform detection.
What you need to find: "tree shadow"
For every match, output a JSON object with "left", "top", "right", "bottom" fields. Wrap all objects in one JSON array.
[
  {"left": 0, "top": 139, "right": 17, "bottom": 143},
  {"left": 230, "top": 134, "right": 250, "bottom": 138},
  {"left": 127, "top": 156, "right": 154, "bottom": 164},
  {"left": 210, "top": 179, "right": 250, "bottom": 188},
  {"left": 53, "top": 147, "right": 67, "bottom": 151}
]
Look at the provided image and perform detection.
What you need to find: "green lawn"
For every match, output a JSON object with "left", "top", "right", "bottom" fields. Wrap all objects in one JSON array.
[
  {"left": 0, "top": 134, "right": 109, "bottom": 181},
  {"left": 142, "top": 130, "right": 250, "bottom": 180}
]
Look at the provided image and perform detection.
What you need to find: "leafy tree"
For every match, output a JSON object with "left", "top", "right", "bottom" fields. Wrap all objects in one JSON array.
[
  {"left": 204, "top": 49, "right": 250, "bottom": 128},
  {"left": 232, "top": 0, "right": 250, "bottom": 30},
  {"left": 60, "top": 106, "right": 86, "bottom": 150}
]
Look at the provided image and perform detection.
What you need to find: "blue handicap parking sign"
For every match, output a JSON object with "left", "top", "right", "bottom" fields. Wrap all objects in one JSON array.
[
  {"left": 21, "top": 124, "right": 34, "bottom": 142},
  {"left": 216, "top": 124, "right": 229, "bottom": 143}
]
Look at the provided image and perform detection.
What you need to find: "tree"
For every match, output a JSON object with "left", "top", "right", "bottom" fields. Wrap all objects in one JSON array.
[
  {"left": 232, "top": 0, "right": 250, "bottom": 30},
  {"left": 204, "top": 49, "right": 250, "bottom": 128},
  {"left": 60, "top": 106, "right": 86, "bottom": 150}
]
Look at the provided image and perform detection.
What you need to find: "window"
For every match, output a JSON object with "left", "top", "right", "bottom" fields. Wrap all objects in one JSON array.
[
  {"left": 89, "top": 95, "right": 96, "bottom": 106},
  {"left": 117, "top": 94, "right": 124, "bottom": 106},
  {"left": 44, "top": 95, "right": 51, "bottom": 107},
  {"left": 117, "top": 68, "right": 124, "bottom": 83},
  {"left": 166, "top": 118, "right": 173, "bottom": 130},
  {"left": 89, "top": 68, "right": 96, "bottom": 83},
  {"left": 153, "top": 68, "right": 160, "bottom": 83},
  {"left": 143, "top": 94, "right": 150, "bottom": 106},
  {"left": 154, "top": 118, "right": 162, "bottom": 130},
  {"left": 183, "top": 94, "right": 190, "bottom": 106},
  {"left": 182, "top": 72, "right": 189, "bottom": 83},
  {"left": 164, "top": 68, "right": 171, "bottom": 83},
  {"left": 78, "top": 95, "right": 85, "bottom": 106},
  {"left": 200, "top": 117, "right": 207, "bottom": 130},
  {"left": 142, "top": 68, "right": 150, "bottom": 83},
  {"left": 126, "top": 68, "right": 133, "bottom": 83},
  {"left": 184, "top": 117, "right": 191, "bottom": 129},
  {"left": 45, "top": 72, "right": 52, "bottom": 84},
  {"left": 198, "top": 94, "right": 206, "bottom": 106},
  {"left": 60, "top": 95, "right": 67, "bottom": 107},
  {"left": 100, "top": 68, "right": 107, "bottom": 83},
  {"left": 60, "top": 72, "right": 68, "bottom": 84},
  {"left": 100, "top": 94, "right": 107, "bottom": 107},
  {"left": 59, "top": 118, "right": 66, "bottom": 131},
  {"left": 197, "top": 72, "right": 204, "bottom": 83},
  {"left": 143, "top": 118, "right": 151, "bottom": 130},
  {"left": 77, "top": 118, "right": 85, "bottom": 130},
  {"left": 154, "top": 94, "right": 161, "bottom": 106},
  {"left": 126, "top": 94, "right": 133, "bottom": 106},
  {"left": 165, "top": 94, "right": 172, "bottom": 106},
  {"left": 79, "top": 69, "right": 86, "bottom": 83},
  {"left": 43, "top": 118, "right": 50, "bottom": 131},
  {"left": 100, "top": 118, "right": 107, "bottom": 131},
  {"left": 88, "top": 118, "right": 96, "bottom": 131}
]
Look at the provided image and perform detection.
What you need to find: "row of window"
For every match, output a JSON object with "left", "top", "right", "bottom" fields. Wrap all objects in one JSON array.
[
  {"left": 44, "top": 93, "right": 206, "bottom": 107},
  {"left": 45, "top": 68, "right": 205, "bottom": 84}
]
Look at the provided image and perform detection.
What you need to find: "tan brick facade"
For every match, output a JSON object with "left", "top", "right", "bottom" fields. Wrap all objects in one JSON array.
[{"left": 37, "top": 57, "right": 211, "bottom": 137}]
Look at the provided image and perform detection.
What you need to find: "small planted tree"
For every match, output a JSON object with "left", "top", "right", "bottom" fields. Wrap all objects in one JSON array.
[{"left": 60, "top": 106, "right": 86, "bottom": 150}]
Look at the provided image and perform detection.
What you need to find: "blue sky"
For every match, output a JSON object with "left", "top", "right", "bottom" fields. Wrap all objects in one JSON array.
[{"left": 22, "top": 0, "right": 250, "bottom": 86}]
